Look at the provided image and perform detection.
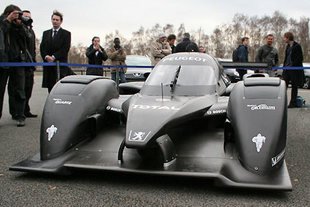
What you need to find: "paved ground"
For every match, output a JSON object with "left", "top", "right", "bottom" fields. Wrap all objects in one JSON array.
[{"left": 0, "top": 76, "right": 309, "bottom": 207}]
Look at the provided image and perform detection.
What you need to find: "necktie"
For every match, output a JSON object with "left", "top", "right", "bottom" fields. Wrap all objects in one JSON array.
[{"left": 53, "top": 30, "right": 57, "bottom": 39}]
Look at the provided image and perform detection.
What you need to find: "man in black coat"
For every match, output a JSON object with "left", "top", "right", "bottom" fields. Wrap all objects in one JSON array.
[
  {"left": 283, "top": 32, "right": 304, "bottom": 108},
  {"left": 175, "top": 33, "right": 199, "bottom": 53},
  {"left": 86, "top": 36, "right": 108, "bottom": 76},
  {"left": 40, "top": 10, "right": 71, "bottom": 92},
  {"left": 8, "top": 10, "right": 37, "bottom": 118}
]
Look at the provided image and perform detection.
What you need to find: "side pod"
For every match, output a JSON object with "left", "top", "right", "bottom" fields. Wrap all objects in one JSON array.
[
  {"left": 227, "top": 77, "right": 287, "bottom": 175},
  {"left": 40, "top": 75, "right": 118, "bottom": 160}
]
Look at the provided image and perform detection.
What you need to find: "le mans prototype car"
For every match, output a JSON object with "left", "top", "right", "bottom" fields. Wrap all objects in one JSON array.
[{"left": 10, "top": 53, "right": 292, "bottom": 190}]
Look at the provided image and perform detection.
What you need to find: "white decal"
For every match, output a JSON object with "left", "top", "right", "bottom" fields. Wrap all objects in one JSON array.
[
  {"left": 132, "top": 105, "right": 180, "bottom": 110},
  {"left": 53, "top": 98, "right": 72, "bottom": 105},
  {"left": 206, "top": 109, "right": 226, "bottom": 115},
  {"left": 106, "top": 106, "right": 122, "bottom": 112},
  {"left": 252, "top": 133, "right": 266, "bottom": 153},
  {"left": 46, "top": 125, "right": 58, "bottom": 141},
  {"left": 162, "top": 56, "right": 207, "bottom": 63},
  {"left": 271, "top": 149, "right": 285, "bottom": 167},
  {"left": 128, "top": 130, "right": 151, "bottom": 142},
  {"left": 247, "top": 104, "right": 276, "bottom": 111}
]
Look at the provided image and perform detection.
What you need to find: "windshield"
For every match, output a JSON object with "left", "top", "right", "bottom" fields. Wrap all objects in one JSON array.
[
  {"left": 126, "top": 56, "right": 151, "bottom": 66},
  {"left": 141, "top": 65, "right": 217, "bottom": 96}
]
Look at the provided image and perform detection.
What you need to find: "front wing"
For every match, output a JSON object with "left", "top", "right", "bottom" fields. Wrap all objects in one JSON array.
[{"left": 10, "top": 126, "right": 292, "bottom": 191}]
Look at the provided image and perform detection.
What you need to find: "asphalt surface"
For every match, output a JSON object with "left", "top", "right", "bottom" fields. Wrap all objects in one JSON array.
[{"left": 0, "top": 76, "right": 309, "bottom": 207}]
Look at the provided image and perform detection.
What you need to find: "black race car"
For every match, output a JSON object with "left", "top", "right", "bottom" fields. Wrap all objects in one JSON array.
[{"left": 10, "top": 53, "right": 292, "bottom": 190}]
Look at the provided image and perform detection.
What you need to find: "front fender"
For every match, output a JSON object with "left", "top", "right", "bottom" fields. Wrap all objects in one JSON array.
[{"left": 40, "top": 76, "right": 118, "bottom": 160}]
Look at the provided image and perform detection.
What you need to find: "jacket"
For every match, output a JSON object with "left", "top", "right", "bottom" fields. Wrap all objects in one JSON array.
[
  {"left": 151, "top": 40, "right": 171, "bottom": 65},
  {"left": 107, "top": 46, "right": 127, "bottom": 72},
  {"left": 86, "top": 44, "right": 108, "bottom": 65},
  {"left": 283, "top": 41, "right": 304, "bottom": 86},
  {"left": 255, "top": 44, "right": 279, "bottom": 66},
  {"left": 175, "top": 38, "right": 199, "bottom": 53},
  {"left": 237, "top": 45, "right": 248, "bottom": 62}
]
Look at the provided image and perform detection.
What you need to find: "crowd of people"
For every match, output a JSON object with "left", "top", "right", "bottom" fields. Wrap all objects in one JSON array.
[{"left": 0, "top": 4, "right": 305, "bottom": 127}]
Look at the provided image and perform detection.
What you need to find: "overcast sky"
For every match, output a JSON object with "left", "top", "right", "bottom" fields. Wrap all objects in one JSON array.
[{"left": 1, "top": 0, "right": 309, "bottom": 46}]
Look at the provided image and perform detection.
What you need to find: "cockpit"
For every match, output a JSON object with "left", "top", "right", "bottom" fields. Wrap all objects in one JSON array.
[{"left": 140, "top": 53, "right": 221, "bottom": 96}]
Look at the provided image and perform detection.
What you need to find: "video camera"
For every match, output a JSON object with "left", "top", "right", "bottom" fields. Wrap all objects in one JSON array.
[{"left": 18, "top": 11, "right": 33, "bottom": 27}]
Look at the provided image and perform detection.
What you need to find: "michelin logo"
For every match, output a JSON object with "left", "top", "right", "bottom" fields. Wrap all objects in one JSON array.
[
  {"left": 46, "top": 125, "right": 57, "bottom": 141},
  {"left": 247, "top": 104, "right": 275, "bottom": 111},
  {"left": 252, "top": 133, "right": 266, "bottom": 153}
]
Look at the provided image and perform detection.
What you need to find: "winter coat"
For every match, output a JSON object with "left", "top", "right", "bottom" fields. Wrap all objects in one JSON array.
[
  {"left": 283, "top": 41, "right": 304, "bottom": 86},
  {"left": 175, "top": 38, "right": 199, "bottom": 53},
  {"left": 151, "top": 40, "right": 171, "bottom": 65},
  {"left": 107, "top": 47, "right": 127, "bottom": 72},
  {"left": 255, "top": 44, "right": 279, "bottom": 66},
  {"left": 237, "top": 45, "right": 248, "bottom": 62}
]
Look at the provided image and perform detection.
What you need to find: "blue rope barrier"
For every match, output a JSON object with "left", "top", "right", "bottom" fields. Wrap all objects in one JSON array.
[{"left": 0, "top": 62, "right": 154, "bottom": 69}]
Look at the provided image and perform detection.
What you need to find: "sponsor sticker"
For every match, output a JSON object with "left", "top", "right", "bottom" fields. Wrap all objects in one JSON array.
[
  {"left": 46, "top": 125, "right": 57, "bottom": 141},
  {"left": 132, "top": 105, "right": 180, "bottom": 110},
  {"left": 162, "top": 56, "right": 208, "bottom": 63},
  {"left": 247, "top": 104, "right": 276, "bottom": 111},
  {"left": 252, "top": 133, "right": 266, "bottom": 153},
  {"left": 106, "top": 105, "right": 122, "bottom": 113},
  {"left": 206, "top": 109, "right": 226, "bottom": 115},
  {"left": 128, "top": 130, "right": 151, "bottom": 142},
  {"left": 271, "top": 149, "right": 285, "bottom": 167},
  {"left": 53, "top": 98, "right": 72, "bottom": 105}
]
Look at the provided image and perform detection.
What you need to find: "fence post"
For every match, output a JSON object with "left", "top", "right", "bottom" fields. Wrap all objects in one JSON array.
[
  {"left": 116, "top": 68, "right": 120, "bottom": 89},
  {"left": 56, "top": 61, "right": 60, "bottom": 81}
]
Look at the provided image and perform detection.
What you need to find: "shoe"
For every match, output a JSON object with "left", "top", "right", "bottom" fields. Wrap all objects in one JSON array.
[
  {"left": 25, "top": 113, "right": 38, "bottom": 118},
  {"left": 17, "top": 119, "right": 25, "bottom": 127},
  {"left": 288, "top": 104, "right": 296, "bottom": 108}
]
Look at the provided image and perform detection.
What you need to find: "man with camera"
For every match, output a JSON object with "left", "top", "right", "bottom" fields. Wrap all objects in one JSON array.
[
  {"left": 0, "top": 4, "right": 33, "bottom": 127},
  {"left": 86, "top": 36, "right": 108, "bottom": 76},
  {"left": 107, "top": 38, "right": 127, "bottom": 84}
]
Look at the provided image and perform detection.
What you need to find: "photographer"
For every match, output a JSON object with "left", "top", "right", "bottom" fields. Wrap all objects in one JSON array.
[
  {"left": 107, "top": 38, "right": 127, "bottom": 84},
  {"left": 86, "top": 36, "right": 108, "bottom": 76},
  {"left": 0, "top": 4, "right": 33, "bottom": 127}
]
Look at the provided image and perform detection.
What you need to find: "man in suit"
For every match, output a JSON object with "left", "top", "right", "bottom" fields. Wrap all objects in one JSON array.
[{"left": 40, "top": 10, "right": 71, "bottom": 92}]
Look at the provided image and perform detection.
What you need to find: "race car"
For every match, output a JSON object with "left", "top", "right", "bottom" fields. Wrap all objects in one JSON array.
[{"left": 10, "top": 53, "right": 292, "bottom": 191}]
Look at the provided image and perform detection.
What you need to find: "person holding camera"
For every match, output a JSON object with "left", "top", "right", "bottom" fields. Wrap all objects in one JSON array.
[
  {"left": 0, "top": 4, "right": 33, "bottom": 127},
  {"left": 86, "top": 36, "right": 108, "bottom": 76},
  {"left": 8, "top": 9, "right": 37, "bottom": 120},
  {"left": 40, "top": 10, "right": 72, "bottom": 93},
  {"left": 22, "top": 10, "right": 37, "bottom": 118},
  {"left": 107, "top": 38, "right": 127, "bottom": 84}
]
